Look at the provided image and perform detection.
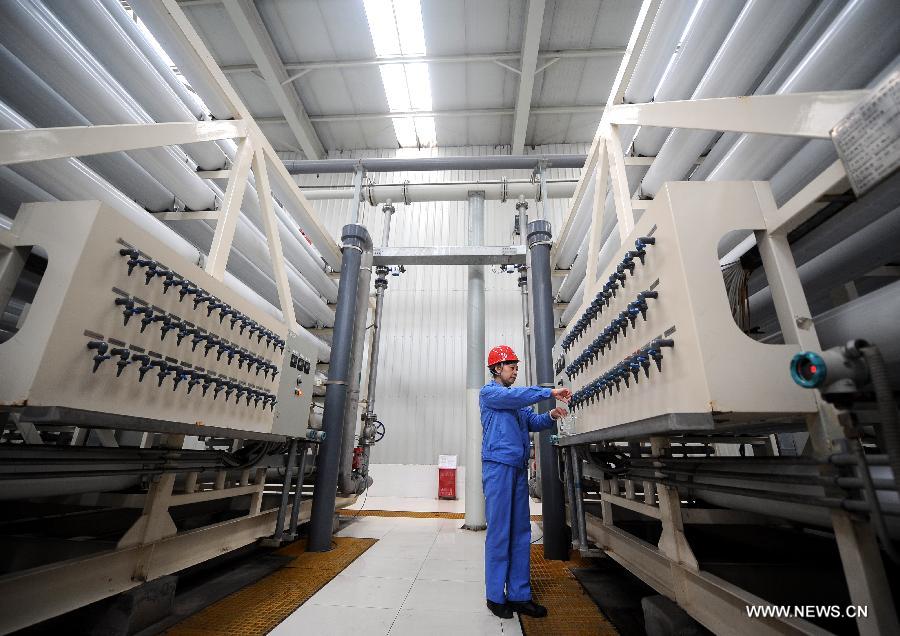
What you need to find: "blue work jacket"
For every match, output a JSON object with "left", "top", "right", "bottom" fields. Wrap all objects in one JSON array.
[{"left": 480, "top": 382, "right": 556, "bottom": 468}]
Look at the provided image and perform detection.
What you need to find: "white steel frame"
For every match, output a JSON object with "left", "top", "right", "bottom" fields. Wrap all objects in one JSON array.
[{"left": 555, "top": 2, "right": 896, "bottom": 635}]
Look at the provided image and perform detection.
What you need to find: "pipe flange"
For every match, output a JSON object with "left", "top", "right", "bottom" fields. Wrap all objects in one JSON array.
[
  {"left": 527, "top": 219, "right": 553, "bottom": 249},
  {"left": 402, "top": 180, "right": 411, "bottom": 206},
  {"left": 382, "top": 202, "right": 396, "bottom": 215},
  {"left": 341, "top": 223, "right": 373, "bottom": 251},
  {"left": 515, "top": 199, "right": 529, "bottom": 212},
  {"left": 365, "top": 177, "right": 377, "bottom": 206}
]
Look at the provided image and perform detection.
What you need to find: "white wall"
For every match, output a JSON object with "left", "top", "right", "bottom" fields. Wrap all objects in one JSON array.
[{"left": 296, "top": 144, "right": 587, "bottom": 466}]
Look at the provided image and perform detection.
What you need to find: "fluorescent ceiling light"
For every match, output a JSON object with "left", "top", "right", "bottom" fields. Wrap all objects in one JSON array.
[{"left": 363, "top": 0, "right": 436, "bottom": 148}]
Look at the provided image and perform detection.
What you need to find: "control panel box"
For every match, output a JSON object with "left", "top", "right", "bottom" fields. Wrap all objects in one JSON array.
[
  {"left": 273, "top": 331, "right": 318, "bottom": 436},
  {"left": 557, "top": 181, "right": 816, "bottom": 436},
  {"left": 0, "top": 201, "right": 318, "bottom": 440}
]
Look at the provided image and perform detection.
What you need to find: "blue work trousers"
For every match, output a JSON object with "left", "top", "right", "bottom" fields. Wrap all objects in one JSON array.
[{"left": 482, "top": 460, "right": 532, "bottom": 604}]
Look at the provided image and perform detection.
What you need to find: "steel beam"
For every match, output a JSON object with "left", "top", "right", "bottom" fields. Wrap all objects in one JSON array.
[
  {"left": 0, "top": 121, "right": 246, "bottom": 166},
  {"left": 220, "top": 47, "right": 626, "bottom": 75},
  {"left": 257, "top": 105, "right": 605, "bottom": 125},
  {"left": 606, "top": 90, "right": 868, "bottom": 140},
  {"left": 372, "top": 245, "right": 526, "bottom": 266},
  {"left": 222, "top": 0, "right": 323, "bottom": 159},
  {"left": 511, "top": 0, "right": 545, "bottom": 154},
  {"left": 205, "top": 137, "right": 253, "bottom": 280}
]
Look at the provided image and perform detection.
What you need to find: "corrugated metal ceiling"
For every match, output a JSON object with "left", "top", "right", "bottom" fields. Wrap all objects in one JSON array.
[{"left": 178, "top": 0, "right": 641, "bottom": 155}]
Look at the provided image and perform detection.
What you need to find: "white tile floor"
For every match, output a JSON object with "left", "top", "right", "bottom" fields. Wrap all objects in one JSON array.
[{"left": 270, "top": 498, "right": 543, "bottom": 635}]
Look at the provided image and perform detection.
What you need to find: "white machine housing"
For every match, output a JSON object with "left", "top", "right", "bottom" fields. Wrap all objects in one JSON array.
[
  {"left": 0, "top": 201, "right": 317, "bottom": 439},
  {"left": 560, "top": 181, "right": 817, "bottom": 436}
]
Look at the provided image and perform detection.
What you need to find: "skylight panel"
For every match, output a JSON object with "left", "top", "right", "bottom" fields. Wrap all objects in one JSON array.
[{"left": 364, "top": 0, "right": 436, "bottom": 147}]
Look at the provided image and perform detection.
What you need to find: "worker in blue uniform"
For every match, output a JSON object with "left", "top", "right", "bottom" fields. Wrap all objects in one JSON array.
[{"left": 480, "top": 344, "right": 571, "bottom": 619}]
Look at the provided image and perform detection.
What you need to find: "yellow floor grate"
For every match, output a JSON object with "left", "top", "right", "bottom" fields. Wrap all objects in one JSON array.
[
  {"left": 164, "top": 537, "right": 376, "bottom": 636},
  {"left": 338, "top": 509, "right": 543, "bottom": 521},
  {"left": 521, "top": 547, "right": 619, "bottom": 636}
]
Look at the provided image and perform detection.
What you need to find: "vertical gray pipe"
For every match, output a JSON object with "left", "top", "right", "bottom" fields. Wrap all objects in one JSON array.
[
  {"left": 339, "top": 247, "right": 373, "bottom": 495},
  {"left": 528, "top": 219, "right": 568, "bottom": 560},
  {"left": 273, "top": 439, "right": 298, "bottom": 542},
  {"left": 571, "top": 447, "right": 588, "bottom": 551},
  {"left": 287, "top": 443, "right": 308, "bottom": 540},
  {"left": 359, "top": 203, "right": 395, "bottom": 480},
  {"left": 309, "top": 224, "right": 371, "bottom": 552},
  {"left": 516, "top": 199, "right": 533, "bottom": 385},
  {"left": 363, "top": 202, "right": 394, "bottom": 421},
  {"left": 464, "top": 191, "right": 487, "bottom": 530},
  {"left": 563, "top": 449, "right": 579, "bottom": 547}
]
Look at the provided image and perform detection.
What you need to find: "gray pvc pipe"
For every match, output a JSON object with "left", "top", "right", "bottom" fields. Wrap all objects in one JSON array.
[
  {"left": 338, "top": 249, "right": 373, "bottom": 495},
  {"left": 464, "top": 191, "right": 486, "bottom": 530},
  {"left": 528, "top": 219, "right": 567, "bottom": 559},
  {"left": 309, "top": 224, "right": 371, "bottom": 552},
  {"left": 285, "top": 154, "right": 586, "bottom": 175}
]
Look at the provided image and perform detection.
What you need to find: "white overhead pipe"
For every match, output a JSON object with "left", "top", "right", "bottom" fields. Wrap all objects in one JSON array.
[
  {"left": 708, "top": 0, "right": 900, "bottom": 257},
  {"left": 555, "top": 164, "right": 648, "bottom": 303},
  {"left": 0, "top": 101, "right": 331, "bottom": 347},
  {"left": 560, "top": 277, "right": 584, "bottom": 325},
  {"left": 0, "top": 0, "right": 216, "bottom": 212},
  {"left": 631, "top": 0, "right": 746, "bottom": 157},
  {"left": 98, "top": 0, "right": 208, "bottom": 119},
  {"left": 0, "top": 41, "right": 177, "bottom": 213},
  {"left": 553, "top": 0, "right": 696, "bottom": 271},
  {"left": 216, "top": 140, "right": 337, "bottom": 302},
  {"left": 553, "top": 165, "right": 595, "bottom": 270},
  {"left": 2, "top": 1, "right": 335, "bottom": 304},
  {"left": 556, "top": 0, "right": 898, "bottom": 318},
  {"left": 691, "top": 0, "right": 848, "bottom": 181},
  {"left": 706, "top": 0, "right": 900, "bottom": 185},
  {"left": 300, "top": 180, "right": 578, "bottom": 203},
  {"left": 46, "top": 0, "right": 226, "bottom": 170},
  {"left": 640, "top": 0, "right": 812, "bottom": 196},
  {"left": 129, "top": 0, "right": 233, "bottom": 120}
]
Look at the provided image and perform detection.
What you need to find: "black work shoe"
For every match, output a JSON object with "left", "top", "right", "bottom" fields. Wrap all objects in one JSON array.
[
  {"left": 486, "top": 600, "right": 513, "bottom": 619},
  {"left": 508, "top": 600, "right": 548, "bottom": 618}
]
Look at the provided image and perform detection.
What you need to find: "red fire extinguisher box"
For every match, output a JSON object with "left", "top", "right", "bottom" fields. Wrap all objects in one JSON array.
[{"left": 438, "top": 455, "right": 457, "bottom": 500}]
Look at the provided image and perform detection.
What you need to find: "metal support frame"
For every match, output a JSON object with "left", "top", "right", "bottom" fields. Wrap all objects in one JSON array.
[
  {"left": 220, "top": 47, "right": 626, "bottom": 76},
  {"left": 205, "top": 137, "right": 253, "bottom": 280}
]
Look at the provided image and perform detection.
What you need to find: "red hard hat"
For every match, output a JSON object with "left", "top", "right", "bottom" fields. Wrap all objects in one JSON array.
[{"left": 487, "top": 345, "right": 519, "bottom": 367}]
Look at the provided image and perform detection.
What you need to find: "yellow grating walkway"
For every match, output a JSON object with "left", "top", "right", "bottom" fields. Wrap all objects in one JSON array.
[
  {"left": 164, "top": 537, "right": 375, "bottom": 636},
  {"left": 338, "top": 509, "right": 542, "bottom": 521},
  {"left": 522, "top": 547, "right": 619, "bottom": 636}
]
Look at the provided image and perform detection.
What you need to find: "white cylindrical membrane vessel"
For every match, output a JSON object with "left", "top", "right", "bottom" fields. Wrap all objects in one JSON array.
[
  {"left": 129, "top": 0, "right": 234, "bottom": 120},
  {"left": 631, "top": 0, "right": 746, "bottom": 156},
  {"left": 98, "top": 0, "right": 208, "bottom": 119},
  {"left": 0, "top": 41, "right": 177, "bottom": 212},
  {"left": 554, "top": 167, "right": 595, "bottom": 270},
  {"left": 0, "top": 0, "right": 216, "bottom": 211},
  {"left": 46, "top": 0, "right": 226, "bottom": 170},
  {"left": 0, "top": 101, "right": 333, "bottom": 342},
  {"left": 640, "top": 0, "right": 812, "bottom": 196},
  {"left": 707, "top": 0, "right": 900, "bottom": 184}
]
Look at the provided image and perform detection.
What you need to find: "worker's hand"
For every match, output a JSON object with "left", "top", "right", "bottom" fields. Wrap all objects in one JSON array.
[
  {"left": 550, "top": 387, "right": 572, "bottom": 403},
  {"left": 550, "top": 406, "right": 569, "bottom": 420}
]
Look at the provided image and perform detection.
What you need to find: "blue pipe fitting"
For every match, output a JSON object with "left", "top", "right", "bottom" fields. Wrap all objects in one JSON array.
[{"left": 790, "top": 351, "right": 828, "bottom": 388}]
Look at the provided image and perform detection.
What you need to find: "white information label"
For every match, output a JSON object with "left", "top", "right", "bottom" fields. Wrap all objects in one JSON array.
[
  {"left": 831, "top": 71, "right": 900, "bottom": 196},
  {"left": 438, "top": 454, "right": 457, "bottom": 469}
]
